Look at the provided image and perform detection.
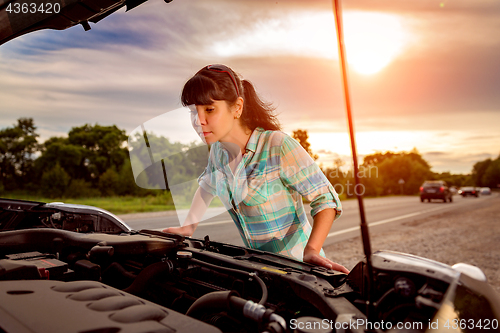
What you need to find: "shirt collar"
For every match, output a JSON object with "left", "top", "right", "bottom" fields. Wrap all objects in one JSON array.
[{"left": 245, "top": 127, "right": 265, "bottom": 153}]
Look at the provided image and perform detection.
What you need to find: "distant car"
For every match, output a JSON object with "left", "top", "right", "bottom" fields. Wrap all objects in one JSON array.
[
  {"left": 480, "top": 187, "right": 492, "bottom": 195},
  {"left": 458, "top": 186, "right": 479, "bottom": 197},
  {"left": 449, "top": 186, "right": 458, "bottom": 195},
  {"left": 420, "top": 180, "right": 453, "bottom": 203}
]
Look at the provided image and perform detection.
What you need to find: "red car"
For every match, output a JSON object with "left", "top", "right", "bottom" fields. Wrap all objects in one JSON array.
[{"left": 459, "top": 186, "right": 479, "bottom": 197}]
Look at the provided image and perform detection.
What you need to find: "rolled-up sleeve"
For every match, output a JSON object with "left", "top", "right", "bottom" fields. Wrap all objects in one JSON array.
[{"left": 279, "top": 136, "right": 342, "bottom": 220}]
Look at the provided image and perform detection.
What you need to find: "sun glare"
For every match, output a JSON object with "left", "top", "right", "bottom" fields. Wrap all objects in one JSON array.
[
  {"left": 210, "top": 10, "right": 411, "bottom": 75},
  {"left": 343, "top": 12, "right": 409, "bottom": 75}
]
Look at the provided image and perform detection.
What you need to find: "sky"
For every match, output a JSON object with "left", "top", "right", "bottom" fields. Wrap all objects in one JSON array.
[{"left": 1, "top": 0, "right": 500, "bottom": 174}]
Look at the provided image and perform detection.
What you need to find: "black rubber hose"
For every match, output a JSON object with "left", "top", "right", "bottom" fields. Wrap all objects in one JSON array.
[
  {"left": 252, "top": 272, "right": 268, "bottom": 305},
  {"left": 123, "top": 260, "right": 175, "bottom": 296},
  {"left": 102, "top": 261, "right": 137, "bottom": 281},
  {"left": 186, "top": 291, "right": 286, "bottom": 332},
  {"left": 185, "top": 291, "right": 239, "bottom": 319},
  {"left": 189, "top": 257, "right": 268, "bottom": 305}
]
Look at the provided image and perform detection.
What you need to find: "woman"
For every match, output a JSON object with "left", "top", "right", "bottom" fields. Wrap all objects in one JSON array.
[{"left": 163, "top": 64, "right": 348, "bottom": 273}]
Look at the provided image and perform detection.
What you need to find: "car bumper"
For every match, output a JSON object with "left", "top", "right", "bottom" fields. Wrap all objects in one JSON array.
[{"left": 421, "top": 193, "right": 447, "bottom": 199}]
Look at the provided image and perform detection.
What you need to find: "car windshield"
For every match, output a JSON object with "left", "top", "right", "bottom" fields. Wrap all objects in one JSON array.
[{"left": 424, "top": 182, "right": 443, "bottom": 187}]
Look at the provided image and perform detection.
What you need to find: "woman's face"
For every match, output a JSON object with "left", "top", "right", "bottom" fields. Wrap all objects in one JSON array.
[{"left": 190, "top": 100, "right": 239, "bottom": 144}]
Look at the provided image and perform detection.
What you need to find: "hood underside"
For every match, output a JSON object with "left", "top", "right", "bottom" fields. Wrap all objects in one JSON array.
[{"left": 0, "top": 0, "right": 154, "bottom": 45}]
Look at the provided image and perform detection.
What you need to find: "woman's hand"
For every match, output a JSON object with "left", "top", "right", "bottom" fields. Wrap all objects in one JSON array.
[
  {"left": 303, "top": 208, "right": 349, "bottom": 273},
  {"left": 162, "top": 187, "right": 210, "bottom": 237},
  {"left": 162, "top": 225, "right": 195, "bottom": 237},
  {"left": 303, "top": 250, "right": 350, "bottom": 274}
]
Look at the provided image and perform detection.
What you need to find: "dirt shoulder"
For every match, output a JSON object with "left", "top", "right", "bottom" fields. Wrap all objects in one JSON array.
[{"left": 324, "top": 194, "right": 500, "bottom": 293}]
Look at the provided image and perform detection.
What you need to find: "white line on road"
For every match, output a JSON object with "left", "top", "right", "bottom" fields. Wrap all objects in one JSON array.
[
  {"left": 151, "top": 219, "right": 234, "bottom": 232},
  {"left": 197, "top": 220, "right": 234, "bottom": 227},
  {"left": 326, "top": 205, "right": 450, "bottom": 238}
]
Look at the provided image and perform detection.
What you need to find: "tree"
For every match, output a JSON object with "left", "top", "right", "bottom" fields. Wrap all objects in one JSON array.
[
  {"left": 0, "top": 118, "right": 39, "bottom": 190},
  {"left": 433, "top": 171, "right": 470, "bottom": 187},
  {"left": 40, "top": 163, "right": 70, "bottom": 198},
  {"left": 36, "top": 124, "right": 129, "bottom": 197},
  {"left": 378, "top": 155, "right": 431, "bottom": 195},
  {"left": 323, "top": 158, "right": 348, "bottom": 198},
  {"left": 115, "top": 162, "right": 143, "bottom": 196},
  {"left": 35, "top": 137, "right": 86, "bottom": 181},
  {"left": 292, "top": 129, "right": 318, "bottom": 160},
  {"left": 361, "top": 150, "right": 432, "bottom": 195},
  {"left": 67, "top": 124, "right": 129, "bottom": 180},
  {"left": 363, "top": 148, "right": 430, "bottom": 170},
  {"left": 472, "top": 158, "right": 492, "bottom": 187},
  {"left": 482, "top": 156, "right": 500, "bottom": 189},
  {"left": 65, "top": 179, "right": 101, "bottom": 198},
  {"left": 98, "top": 167, "right": 120, "bottom": 196},
  {"left": 362, "top": 151, "right": 397, "bottom": 166}
]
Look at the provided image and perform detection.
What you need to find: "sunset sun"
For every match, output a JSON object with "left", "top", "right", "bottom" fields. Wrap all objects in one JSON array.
[{"left": 343, "top": 11, "right": 410, "bottom": 75}]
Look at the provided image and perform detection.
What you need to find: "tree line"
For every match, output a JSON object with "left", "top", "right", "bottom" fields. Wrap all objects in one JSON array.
[
  {"left": 471, "top": 157, "right": 500, "bottom": 189},
  {"left": 1, "top": 118, "right": 225, "bottom": 199},
  {"left": 322, "top": 150, "right": 484, "bottom": 198},
  {"left": 1, "top": 119, "right": 497, "bottom": 199},
  {"left": 294, "top": 129, "right": 498, "bottom": 197},
  {"left": 0, "top": 118, "right": 138, "bottom": 198}
]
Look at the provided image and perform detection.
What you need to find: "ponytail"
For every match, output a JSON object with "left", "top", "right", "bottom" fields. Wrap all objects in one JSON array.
[{"left": 241, "top": 79, "right": 281, "bottom": 131}]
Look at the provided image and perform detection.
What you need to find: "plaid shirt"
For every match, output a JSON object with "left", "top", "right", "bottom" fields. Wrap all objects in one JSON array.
[{"left": 198, "top": 127, "right": 342, "bottom": 261}]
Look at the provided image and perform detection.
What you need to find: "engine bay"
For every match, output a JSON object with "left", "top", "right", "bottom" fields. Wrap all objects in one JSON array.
[{"left": 0, "top": 227, "right": 465, "bottom": 333}]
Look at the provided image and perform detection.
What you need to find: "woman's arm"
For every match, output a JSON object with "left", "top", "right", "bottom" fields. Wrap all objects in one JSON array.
[
  {"left": 162, "top": 186, "right": 214, "bottom": 236},
  {"left": 277, "top": 135, "right": 347, "bottom": 272},
  {"left": 303, "top": 208, "right": 350, "bottom": 274}
]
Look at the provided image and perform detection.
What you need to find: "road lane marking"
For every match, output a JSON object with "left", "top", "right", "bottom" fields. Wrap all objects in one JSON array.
[
  {"left": 197, "top": 220, "right": 234, "bottom": 227},
  {"left": 326, "top": 205, "right": 450, "bottom": 238}
]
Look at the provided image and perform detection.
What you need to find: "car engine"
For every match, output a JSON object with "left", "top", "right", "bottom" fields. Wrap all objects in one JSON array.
[{"left": 1, "top": 224, "right": 498, "bottom": 333}]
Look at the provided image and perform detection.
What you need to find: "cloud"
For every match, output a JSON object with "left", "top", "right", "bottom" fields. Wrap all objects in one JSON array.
[
  {"left": 425, "top": 151, "right": 448, "bottom": 156},
  {"left": 423, "top": 151, "right": 496, "bottom": 173}
]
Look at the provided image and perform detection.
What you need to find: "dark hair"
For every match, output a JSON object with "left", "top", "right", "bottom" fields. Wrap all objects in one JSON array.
[{"left": 181, "top": 65, "right": 281, "bottom": 131}]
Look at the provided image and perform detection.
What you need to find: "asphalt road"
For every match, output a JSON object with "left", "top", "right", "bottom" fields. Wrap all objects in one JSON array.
[{"left": 120, "top": 193, "right": 498, "bottom": 247}]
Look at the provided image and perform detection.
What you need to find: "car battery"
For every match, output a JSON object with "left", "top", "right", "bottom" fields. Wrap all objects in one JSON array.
[{"left": 4, "top": 251, "right": 69, "bottom": 280}]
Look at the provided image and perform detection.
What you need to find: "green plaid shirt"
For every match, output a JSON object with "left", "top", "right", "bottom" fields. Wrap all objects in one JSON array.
[{"left": 198, "top": 127, "right": 342, "bottom": 261}]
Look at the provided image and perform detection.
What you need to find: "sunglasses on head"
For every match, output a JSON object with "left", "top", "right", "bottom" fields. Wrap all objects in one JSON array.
[{"left": 206, "top": 64, "right": 240, "bottom": 97}]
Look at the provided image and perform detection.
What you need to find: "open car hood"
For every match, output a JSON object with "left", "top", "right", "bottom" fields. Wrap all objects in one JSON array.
[
  {"left": 0, "top": 0, "right": 158, "bottom": 45},
  {"left": 0, "top": 198, "right": 132, "bottom": 233}
]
